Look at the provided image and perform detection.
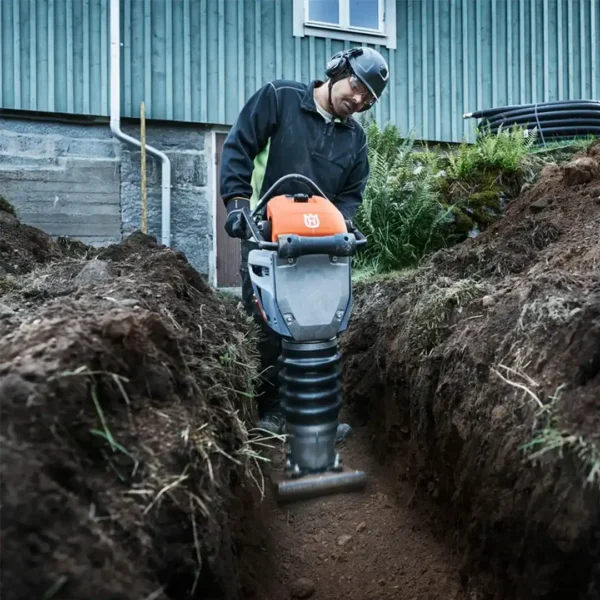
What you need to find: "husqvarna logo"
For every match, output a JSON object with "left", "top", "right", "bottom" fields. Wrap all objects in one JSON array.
[{"left": 304, "top": 214, "right": 320, "bottom": 228}]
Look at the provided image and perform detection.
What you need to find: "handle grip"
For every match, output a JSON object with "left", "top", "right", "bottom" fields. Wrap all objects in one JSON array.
[
  {"left": 277, "top": 233, "right": 357, "bottom": 259},
  {"left": 345, "top": 219, "right": 367, "bottom": 248},
  {"left": 241, "top": 206, "right": 277, "bottom": 249}
]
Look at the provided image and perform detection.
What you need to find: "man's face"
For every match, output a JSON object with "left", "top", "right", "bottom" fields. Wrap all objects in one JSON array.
[{"left": 331, "top": 75, "right": 375, "bottom": 118}]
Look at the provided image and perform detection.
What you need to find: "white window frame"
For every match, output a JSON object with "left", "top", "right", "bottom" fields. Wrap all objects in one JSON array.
[{"left": 293, "top": 0, "right": 397, "bottom": 50}]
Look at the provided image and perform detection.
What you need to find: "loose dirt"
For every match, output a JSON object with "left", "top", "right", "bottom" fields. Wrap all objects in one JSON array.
[
  {"left": 0, "top": 217, "right": 259, "bottom": 600},
  {"left": 240, "top": 415, "right": 467, "bottom": 600},
  {"left": 0, "top": 204, "right": 65, "bottom": 276}
]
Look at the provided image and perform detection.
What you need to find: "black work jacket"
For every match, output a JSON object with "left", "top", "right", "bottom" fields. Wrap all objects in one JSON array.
[{"left": 219, "top": 79, "right": 369, "bottom": 219}]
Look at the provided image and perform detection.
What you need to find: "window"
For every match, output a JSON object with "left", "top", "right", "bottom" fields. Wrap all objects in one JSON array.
[
  {"left": 307, "top": 0, "right": 382, "bottom": 33},
  {"left": 293, "top": 0, "right": 397, "bottom": 50}
]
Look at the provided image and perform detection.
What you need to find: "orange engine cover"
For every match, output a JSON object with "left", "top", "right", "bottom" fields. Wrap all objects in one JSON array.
[{"left": 266, "top": 194, "right": 347, "bottom": 241}]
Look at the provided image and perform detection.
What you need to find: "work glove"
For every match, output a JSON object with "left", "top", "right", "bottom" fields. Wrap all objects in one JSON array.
[{"left": 224, "top": 198, "right": 250, "bottom": 239}]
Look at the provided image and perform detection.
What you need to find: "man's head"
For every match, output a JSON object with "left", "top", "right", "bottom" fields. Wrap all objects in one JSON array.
[{"left": 322, "top": 47, "right": 389, "bottom": 119}]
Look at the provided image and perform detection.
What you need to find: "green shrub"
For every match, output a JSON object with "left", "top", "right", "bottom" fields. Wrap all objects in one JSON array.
[
  {"left": 353, "top": 119, "right": 453, "bottom": 274},
  {"left": 447, "top": 123, "right": 536, "bottom": 180},
  {"left": 434, "top": 124, "right": 538, "bottom": 233},
  {"left": 0, "top": 195, "right": 17, "bottom": 217},
  {"left": 353, "top": 119, "right": 538, "bottom": 275}
]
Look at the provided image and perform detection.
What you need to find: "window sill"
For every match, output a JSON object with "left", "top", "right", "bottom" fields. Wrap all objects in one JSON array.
[{"left": 305, "top": 20, "right": 387, "bottom": 38}]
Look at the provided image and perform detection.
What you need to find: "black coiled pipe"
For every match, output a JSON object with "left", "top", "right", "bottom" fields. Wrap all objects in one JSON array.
[
  {"left": 465, "top": 99, "right": 600, "bottom": 120},
  {"left": 490, "top": 119, "right": 600, "bottom": 131},
  {"left": 464, "top": 99, "right": 600, "bottom": 144},
  {"left": 484, "top": 108, "right": 600, "bottom": 129}
]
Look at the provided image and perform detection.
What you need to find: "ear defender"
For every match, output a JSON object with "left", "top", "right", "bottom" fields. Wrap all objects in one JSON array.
[
  {"left": 325, "top": 52, "right": 348, "bottom": 79},
  {"left": 325, "top": 48, "right": 363, "bottom": 80}
]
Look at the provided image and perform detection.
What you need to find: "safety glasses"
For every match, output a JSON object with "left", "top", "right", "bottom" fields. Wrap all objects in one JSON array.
[{"left": 349, "top": 75, "right": 375, "bottom": 104}]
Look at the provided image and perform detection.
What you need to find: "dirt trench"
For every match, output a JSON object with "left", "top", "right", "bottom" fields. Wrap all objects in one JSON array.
[
  {"left": 240, "top": 413, "right": 467, "bottom": 600},
  {"left": 0, "top": 201, "right": 478, "bottom": 600},
  {"left": 239, "top": 143, "right": 600, "bottom": 600},
  {"left": 2, "top": 140, "right": 600, "bottom": 600}
]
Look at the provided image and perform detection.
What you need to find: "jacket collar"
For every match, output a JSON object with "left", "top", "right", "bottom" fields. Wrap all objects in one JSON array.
[{"left": 301, "top": 80, "right": 355, "bottom": 128}]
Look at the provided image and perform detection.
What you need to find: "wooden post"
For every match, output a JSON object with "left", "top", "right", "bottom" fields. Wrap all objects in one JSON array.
[{"left": 140, "top": 101, "right": 147, "bottom": 234}]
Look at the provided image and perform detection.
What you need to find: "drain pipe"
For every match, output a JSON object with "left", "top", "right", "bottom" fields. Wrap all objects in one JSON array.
[{"left": 109, "top": 0, "right": 171, "bottom": 247}]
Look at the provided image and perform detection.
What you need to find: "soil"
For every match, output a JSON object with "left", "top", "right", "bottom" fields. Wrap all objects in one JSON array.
[
  {"left": 0, "top": 214, "right": 260, "bottom": 600},
  {"left": 2, "top": 141, "right": 600, "bottom": 600},
  {"left": 2, "top": 197, "right": 476, "bottom": 600},
  {"left": 239, "top": 415, "right": 468, "bottom": 600},
  {"left": 0, "top": 208, "right": 64, "bottom": 276},
  {"left": 341, "top": 140, "right": 600, "bottom": 600}
]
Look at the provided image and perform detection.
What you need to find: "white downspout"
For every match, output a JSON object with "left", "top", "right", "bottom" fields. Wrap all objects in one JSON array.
[{"left": 109, "top": 0, "right": 171, "bottom": 247}]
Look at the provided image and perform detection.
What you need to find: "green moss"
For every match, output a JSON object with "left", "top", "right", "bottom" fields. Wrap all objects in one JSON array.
[
  {"left": 447, "top": 205, "right": 475, "bottom": 234},
  {"left": 469, "top": 189, "right": 502, "bottom": 209}
]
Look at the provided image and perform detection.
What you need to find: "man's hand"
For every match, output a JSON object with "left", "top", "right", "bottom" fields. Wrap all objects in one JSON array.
[{"left": 224, "top": 198, "right": 251, "bottom": 239}]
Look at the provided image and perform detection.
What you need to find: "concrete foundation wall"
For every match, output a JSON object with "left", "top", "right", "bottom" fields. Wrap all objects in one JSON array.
[
  {"left": 0, "top": 118, "right": 121, "bottom": 245},
  {"left": 0, "top": 116, "right": 214, "bottom": 278}
]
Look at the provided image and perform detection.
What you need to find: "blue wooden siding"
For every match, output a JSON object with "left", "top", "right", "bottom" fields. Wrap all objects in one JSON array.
[{"left": 0, "top": 0, "right": 598, "bottom": 143}]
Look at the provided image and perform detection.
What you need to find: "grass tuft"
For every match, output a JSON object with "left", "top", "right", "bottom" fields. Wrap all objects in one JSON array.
[
  {"left": 403, "top": 276, "right": 488, "bottom": 354},
  {"left": 520, "top": 384, "right": 600, "bottom": 488},
  {"left": 0, "top": 194, "right": 17, "bottom": 217}
]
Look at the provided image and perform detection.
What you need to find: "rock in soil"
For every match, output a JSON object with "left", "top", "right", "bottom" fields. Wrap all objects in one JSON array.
[
  {"left": 290, "top": 577, "right": 316, "bottom": 598},
  {"left": 529, "top": 197, "right": 551, "bottom": 212},
  {"left": 0, "top": 302, "right": 15, "bottom": 317},
  {"left": 562, "top": 156, "right": 599, "bottom": 186},
  {"left": 72, "top": 258, "right": 112, "bottom": 286}
]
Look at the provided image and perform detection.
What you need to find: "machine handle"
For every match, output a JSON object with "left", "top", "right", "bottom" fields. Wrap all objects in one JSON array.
[
  {"left": 241, "top": 206, "right": 278, "bottom": 249},
  {"left": 252, "top": 174, "right": 330, "bottom": 217},
  {"left": 345, "top": 219, "right": 368, "bottom": 248},
  {"left": 277, "top": 233, "right": 357, "bottom": 259}
]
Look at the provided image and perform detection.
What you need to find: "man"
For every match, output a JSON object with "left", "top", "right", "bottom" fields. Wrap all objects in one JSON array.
[{"left": 219, "top": 46, "right": 389, "bottom": 435}]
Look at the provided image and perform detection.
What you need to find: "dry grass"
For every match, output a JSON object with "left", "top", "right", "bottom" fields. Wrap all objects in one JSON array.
[
  {"left": 492, "top": 362, "right": 600, "bottom": 489},
  {"left": 522, "top": 385, "right": 600, "bottom": 488},
  {"left": 518, "top": 294, "right": 584, "bottom": 331},
  {"left": 0, "top": 274, "right": 23, "bottom": 295},
  {"left": 403, "top": 275, "right": 490, "bottom": 354}
]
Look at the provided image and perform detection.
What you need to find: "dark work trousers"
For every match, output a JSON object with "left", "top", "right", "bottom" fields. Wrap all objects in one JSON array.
[{"left": 240, "top": 239, "right": 282, "bottom": 417}]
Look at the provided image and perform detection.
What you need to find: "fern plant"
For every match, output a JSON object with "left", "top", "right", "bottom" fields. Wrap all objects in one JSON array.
[
  {"left": 353, "top": 122, "right": 452, "bottom": 274},
  {"left": 447, "top": 123, "right": 537, "bottom": 181}
]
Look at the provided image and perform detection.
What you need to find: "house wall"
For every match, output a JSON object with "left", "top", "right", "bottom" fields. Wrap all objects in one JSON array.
[
  {"left": 1, "top": 0, "right": 597, "bottom": 286},
  {"left": 0, "top": 117, "right": 121, "bottom": 245},
  {"left": 1, "top": 0, "right": 598, "bottom": 144},
  {"left": 0, "top": 115, "right": 217, "bottom": 279}
]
